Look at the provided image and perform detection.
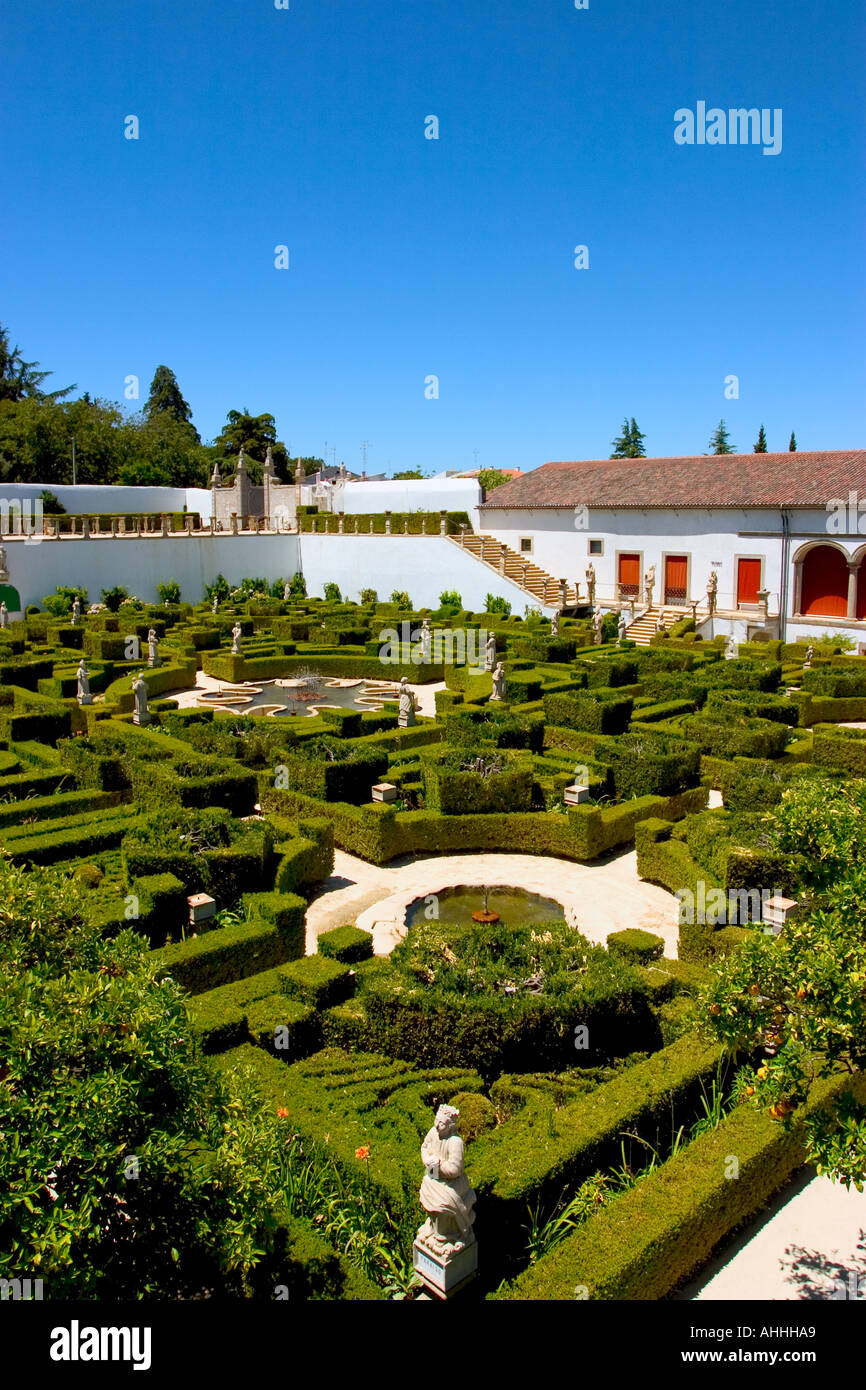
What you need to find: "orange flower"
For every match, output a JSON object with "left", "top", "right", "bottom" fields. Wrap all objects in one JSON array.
[
  {"left": 276, "top": 1107, "right": 289, "bottom": 1118},
  {"left": 355, "top": 1145, "right": 371, "bottom": 1160}
]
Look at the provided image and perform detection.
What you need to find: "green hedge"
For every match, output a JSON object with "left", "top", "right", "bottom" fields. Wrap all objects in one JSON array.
[
  {"left": 606, "top": 929, "right": 664, "bottom": 964},
  {"left": 543, "top": 690, "right": 633, "bottom": 736},
  {"left": 317, "top": 925, "right": 374, "bottom": 964},
  {"left": 812, "top": 723, "right": 866, "bottom": 776},
  {"left": 678, "top": 712, "right": 790, "bottom": 760},
  {"left": 154, "top": 893, "right": 306, "bottom": 994}
]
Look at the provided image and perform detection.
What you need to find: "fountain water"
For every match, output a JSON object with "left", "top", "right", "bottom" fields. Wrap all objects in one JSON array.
[{"left": 471, "top": 886, "right": 501, "bottom": 924}]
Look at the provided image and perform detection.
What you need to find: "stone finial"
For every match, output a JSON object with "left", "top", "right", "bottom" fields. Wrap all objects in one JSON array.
[
  {"left": 264, "top": 445, "right": 274, "bottom": 477},
  {"left": 236, "top": 447, "right": 247, "bottom": 476},
  {"left": 211, "top": 458, "right": 221, "bottom": 485}
]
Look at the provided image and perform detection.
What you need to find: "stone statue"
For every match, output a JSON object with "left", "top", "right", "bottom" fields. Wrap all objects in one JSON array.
[
  {"left": 421, "top": 618, "right": 432, "bottom": 664},
  {"left": 212, "top": 594, "right": 219, "bottom": 614},
  {"left": 417, "top": 1105, "right": 476, "bottom": 1256},
  {"left": 644, "top": 565, "right": 656, "bottom": 606},
  {"left": 283, "top": 582, "right": 291, "bottom": 601},
  {"left": 804, "top": 644, "right": 814, "bottom": 668},
  {"left": 592, "top": 606, "right": 604, "bottom": 645},
  {"left": 617, "top": 611, "right": 627, "bottom": 643},
  {"left": 398, "top": 676, "right": 416, "bottom": 728},
  {"left": 551, "top": 610, "right": 560, "bottom": 637},
  {"left": 585, "top": 563, "right": 596, "bottom": 603},
  {"left": 131, "top": 673, "right": 149, "bottom": 726},
  {"left": 0, "top": 546, "right": 8, "bottom": 581},
  {"left": 490, "top": 661, "right": 506, "bottom": 701},
  {"left": 77, "top": 660, "right": 92, "bottom": 706},
  {"left": 147, "top": 628, "right": 161, "bottom": 667},
  {"left": 231, "top": 623, "right": 242, "bottom": 655},
  {"left": 707, "top": 569, "right": 718, "bottom": 616},
  {"left": 485, "top": 631, "right": 497, "bottom": 672},
  {"left": 0, "top": 602, "right": 8, "bottom": 629},
  {"left": 71, "top": 596, "right": 81, "bottom": 627},
  {"left": 655, "top": 610, "right": 667, "bottom": 633},
  {"left": 726, "top": 636, "right": 737, "bottom": 660}
]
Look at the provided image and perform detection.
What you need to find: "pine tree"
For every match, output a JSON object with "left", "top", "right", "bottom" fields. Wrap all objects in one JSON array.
[
  {"left": 789, "top": 431, "right": 797, "bottom": 452},
  {"left": 144, "top": 366, "right": 199, "bottom": 441},
  {"left": 610, "top": 417, "right": 646, "bottom": 458},
  {"left": 709, "top": 420, "right": 735, "bottom": 455},
  {"left": 754, "top": 425, "right": 768, "bottom": 453},
  {"left": 0, "top": 322, "right": 74, "bottom": 402}
]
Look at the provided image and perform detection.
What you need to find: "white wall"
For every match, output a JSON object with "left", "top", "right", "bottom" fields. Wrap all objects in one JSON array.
[
  {"left": 0, "top": 482, "right": 214, "bottom": 518},
  {"left": 339, "top": 473, "right": 481, "bottom": 521},
  {"left": 299, "top": 534, "right": 542, "bottom": 612},
  {"left": 3, "top": 533, "right": 300, "bottom": 610}
]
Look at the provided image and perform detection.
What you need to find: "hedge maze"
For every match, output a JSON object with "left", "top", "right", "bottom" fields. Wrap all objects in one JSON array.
[{"left": 5, "top": 586, "right": 866, "bottom": 1300}]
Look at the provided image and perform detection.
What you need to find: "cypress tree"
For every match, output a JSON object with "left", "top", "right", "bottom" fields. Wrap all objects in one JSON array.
[
  {"left": 754, "top": 425, "right": 768, "bottom": 453},
  {"left": 709, "top": 420, "right": 735, "bottom": 455}
]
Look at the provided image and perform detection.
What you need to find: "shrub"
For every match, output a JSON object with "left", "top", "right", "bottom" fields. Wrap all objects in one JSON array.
[
  {"left": 389, "top": 591, "right": 412, "bottom": 610},
  {"left": 485, "top": 594, "right": 512, "bottom": 617},
  {"left": 280, "top": 955, "right": 356, "bottom": 1009},
  {"left": 100, "top": 585, "right": 129, "bottom": 613},
  {"left": 323, "top": 582, "right": 342, "bottom": 602},
  {"left": 157, "top": 579, "right": 182, "bottom": 605},
  {"left": 607, "top": 929, "right": 665, "bottom": 964},
  {"left": 359, "top": 588, "right": 378, "bottom": 605},
  {"left": 317, "top": 925, "right": 374, "bottom": 964},
  {"left": 543, "top": 690, "right": 633, "bottom": 736},
  {"left": 42, "top": 585, "right": 88, "bottom": 618}
]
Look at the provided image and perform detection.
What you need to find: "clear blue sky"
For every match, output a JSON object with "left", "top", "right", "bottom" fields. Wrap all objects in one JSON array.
[{"left": 3, "top": 0, "right": 864, "bottom": 473}]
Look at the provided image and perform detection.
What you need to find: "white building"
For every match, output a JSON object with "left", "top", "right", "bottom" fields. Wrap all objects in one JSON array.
[{"left": 478, "top": 450, "right": 866, "bottom": 644}]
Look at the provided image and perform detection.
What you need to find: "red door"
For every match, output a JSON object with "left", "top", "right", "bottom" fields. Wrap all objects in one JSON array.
[
  {"left": 618, "top": 553, "right": 640, "bottom": 597},
  {"left": 664, "top": 555, "right": 688, "bottom": 605},
  {"left": 737, "top": 558, "right": 762, "bottom": 606}
]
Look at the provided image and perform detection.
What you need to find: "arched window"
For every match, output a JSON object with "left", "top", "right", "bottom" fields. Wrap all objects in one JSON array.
[{"left": 800, "top": 545, "right": 848, "bottom": 618}]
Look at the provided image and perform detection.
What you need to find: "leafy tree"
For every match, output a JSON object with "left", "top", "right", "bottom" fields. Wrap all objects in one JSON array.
[
  {"left": 0, "top": 322, "right": 74, "bottom": 402},
  {"left": 288, "top": 572, "right": 307, "bottom": 599},
  {"left": 157, "top": 578, "right": 182, "bottom": 605},
  {"left": 438, "top": 589, "right": 463, "bottom": 613},
  {"left": 390, "top": 590, "right": 413, "bottom": 611},
  {"left": 709, "top": 419, "right": 735, "bottom": 455},
  {"left": 38, "top": 489, "right": 66, "bottom": 514},
  {"left": 789, "top": 431, "right": 797, "bottom": 452},
  {"left": 42, "top": 584, "right": 88, "bottom": 617},
  {"left": 203, "top": 573, "right": 231, "bottom": 605},
  {"left": 392, "top": 468, "right": 424, "bottom": 480},
  {"left": 101, "top": 585, "right": 129, "bottom": 613},
  {"left": 754, "top": 425, "right": 768, "bottom": 453},
  {"left": 214, "top": 409, "right": 290, "bottom": 482},
  {"left": 704, "top": 779, "right": 866, "bottom": 1187},
  {"left": 610, "top": 418, "right": 646, "bottom": 459},
  {"left": 485, "top": 593, "right": 511, "bottom": 616},
  {"left": 323, "top": 581, "right": 342, "bottom": 602},
  {"left": 359, "top": 588, "right": 378, "bottom": 605},
  {"left": 478, "top": 469, "right": 510, "bottom": 491},
  {"left": 144, "top": 365, "right": 198, "bottom": 440}
]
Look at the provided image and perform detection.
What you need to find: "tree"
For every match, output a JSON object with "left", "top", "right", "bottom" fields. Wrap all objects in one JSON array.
[
  {"left": 392, "top": 468, "right": 424, "bottom": 480},
  {"left": 789, "top": 431, "right": 798, "bottom": 452},
  {"left": 213, "top": 409, "right": 290, "bottom": 481},
  {"left": 117, "top": 413, "right": 212, "bottom": 488},
  {"left": 754, "top": 425, "right": 768, "bottom": 453},
  {"left": 709, "top": 420, "right": 735, "bottom": 455},
  {"left": 704, "top": 779, "right": 866, "bottom": 1187},
  {"left": 478, "top": 469, "right": 510, "bottom": 491},
  {"left": 0, "top": 322, "right": 74, "bottom": 402},
  {"left": 144, "top": 366, "right": 199, "bottom": 442},
  {"left": 610, "top": 418, "right": 646, "bottom": 459}
]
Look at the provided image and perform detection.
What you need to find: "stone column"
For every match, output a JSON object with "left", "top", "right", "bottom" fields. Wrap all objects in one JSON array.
[
  {"left": 499, "top": 544, "right": 507, "bottom": 576},
  {"left": 559, "top": 578, "right": 567, "bottom": 607},
  {"left": 439, "top": 510, "right": 447, "bottom": 536},
  {"left": 847, "top": 562, "right": 859, "bottom": 620},
  {"left": 110, "top": 518, "right": 117, "bottom": 537},
  {"left": 186, "top": 515, "right": 194, "bottom": 536},
  {"left": 421, "top": 517, "right": 427, "bottom": 536},
  {"left": 369, "top": 518, "right": 374, "bottom": 534},
  {"left": 757, "top": 588, "right": 770, "bottom": 622},
  {"left": 403, "top": 517, "right": 409, "bottom": 534},
  {"left": 521, "top": 561, "right": 528, "bottom": 586},
  {"left": 160, "top": 514, "right": 169, "bottom": 537},
  {"left": 338, "top": 515, "right": 344, "bottom": 534},
  {"left": 82, "top": 515, "right": 90, "bottom": 539},
  {"left": 230, "top": 514, "right": 238, "bottom": 535},
  {"left": 354, "top": 517, "right": 359, "bottom": 534},
  {"left": 792, "top": 559, "right": 803, "bottom": 617},
  {"left": 385, "top": 511, "right": 392, "bottom": 534}
]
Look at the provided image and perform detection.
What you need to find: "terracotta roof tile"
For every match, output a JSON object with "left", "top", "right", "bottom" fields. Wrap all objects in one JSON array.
[{"left": 479, "top": 452, "right": 866, "bottom": 510}]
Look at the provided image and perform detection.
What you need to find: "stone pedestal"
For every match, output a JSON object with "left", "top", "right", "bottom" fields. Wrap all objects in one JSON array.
[
  {"left": 188, "top": 892, "right": 216, "bottom": 926},
  {"left": 762, "top": 895, "right": 800, "bottom": 934},
  {"left": 132, "top": 710, "right": 151, "bottom": 727},
  {"left": 78, "top": 693, "right": 93, "bottom": 706},
  {"left": 564, "top": 784, "right": 590, "bottom": 806},
  {"left": 412, "top": 1239, "right": 478, "bottom": 1300},
  {"left": 372, "top": 782, "right": 398, "bottom": 803}
]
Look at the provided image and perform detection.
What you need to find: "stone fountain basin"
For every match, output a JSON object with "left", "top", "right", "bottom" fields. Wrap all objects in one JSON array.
[{"left": 355, "top": 865, "right": 581, "bottom": 957}]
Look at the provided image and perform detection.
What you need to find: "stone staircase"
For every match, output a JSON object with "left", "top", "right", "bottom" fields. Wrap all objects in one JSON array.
[
  {"left": 626, "top": 607, "right": 681, "bottom": 646},
  {"left": 452, "top": 533, "right": 578, "bottom": 607}
]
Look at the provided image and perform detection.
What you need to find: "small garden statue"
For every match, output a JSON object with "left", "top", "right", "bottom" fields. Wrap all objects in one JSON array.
[
  {"left": 585, "top": 563, "right": 596, "bottom": 603},
  {"left": 804, "top": 644, "right": 814, "bottom": 668},
  {"left": 76, "top": 660, "right": 92, "bottom": 705},
  {"left": 417, "top": 1105, "right": 476, "bottom": 1256},
  {"left": 421, "top": 617, "right": 432, "bottom": 664},
  {"left": 71, "top": 596, "right": 81, "bottom": 626},
  {"left": 231, "top": 623, "right": 242, "bottom": 655},
  {"left": 131, "top": 673, "right": 149, "bottom": 726},
  {"left": 147, "top": 628, "right": 161, "bottom": 667},
  {"left": 0, "top": 546, "right": 8, "bottom": 581},
  {"left": 592, "top": 606, "right": 604, "bottom": 644},
  {"left": 212, "top": 594, "right": 219, "bottom": 613},
  {"left": 0, "top": 602, "right": 8, "bottom": 629},
  {"left": 485, "top": 631, "right": 497, "bottom": 672},
  {"left": 655, "top": 610, "right": 667, "bottom": 633},
  {"left": 725, "top": 635, "right": 737, "bottom": 660},
  {"left": 551, "top": 610, "right": 560, "bottom": 636},
  {"left": 283, "top": 581, "right": 291, "bottom": 601},
  {"left": 644, "top": 564, "right": 656, "bottom": 606},
  {"left": 398, "top": 676, "right": 416, "bottom": 728},
  {"left": 617, "top": 611, "right": 627, "bottom": 643},
  {"left": 707, "top": 568, "right": 718, "bottom": 616},
  {"left": 490, "top": 661, "right": 506, "bottom": 701}
]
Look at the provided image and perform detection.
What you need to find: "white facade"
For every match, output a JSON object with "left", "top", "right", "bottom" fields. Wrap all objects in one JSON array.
[
  {"left": 337, "top": 473, "right": 481, "bottom": 525},
  {"left": 0, "top": 482, "right": 213, "bottom": 519}
]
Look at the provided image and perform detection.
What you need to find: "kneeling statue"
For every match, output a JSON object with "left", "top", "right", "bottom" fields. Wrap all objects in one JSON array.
[{"left": 417, "top": 1104, "right": 476, "bottom": 1256}]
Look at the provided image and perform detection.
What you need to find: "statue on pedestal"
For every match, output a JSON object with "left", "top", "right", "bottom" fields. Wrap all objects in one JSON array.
[
  {"left": 421, "top": 618, "right": 432, "bottom": 664},
  {"left": 0, "top": 547, "right": 8, "bottom": 581},
  {"left": 592, "top": 606, "right": 604, "bottom": 645},
  {"left": 71, "top": 596, "right": 81, "bottom": 626},
  {"left": 212, "top": 595, "right": 219, "bottom": 614},
  {"left": 707, "top": 569, "right": 718, "bottom": 616},
  {"left": 147, "top": 628, "right": 161, "bottom": 667},
  {"left": 131, "top": 673, "right": 149, "bottom": 725},
  {"left": 398, "top": 676, "right": 416, "bottom": 728},
  {"left": 0, "top": 602, "right": 8, "bottom": 629},
  {"left": 485, "top": 631, "right": 497, "bottom": 672},
  {"left": 804, "top": 644, "right": 814, "bottom": 668},
  {"left": 551, "top": 610, "right": 560, "bottom": 637},
  {"left": 585, "top": 563, "right": 596, "bottom": 604},
  {"left": 655, "top": 610, "right": 667, "bottom": 633},
  {"left": 490, "top": 662, "right": 506, "bottom": 701},
  {"left": 617, "top": 611, "right": 627, "bottom": 643},
  {"left": 644, "top": 565, "right": 656, "bottom": 607},
  {"left": 77, "top": 660, "right": 92, "bottom": 706},
  {"left": 231, "top": 624, "right": 242, "bottom": 655},
  {"left": 417, "top": 1105, "right": 476, "bottom": 1257}
]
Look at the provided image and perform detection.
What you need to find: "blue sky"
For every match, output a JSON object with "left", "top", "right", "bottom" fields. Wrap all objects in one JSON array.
[{"left": 3, "top": 0, "right": 864, "bottom": 473}]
